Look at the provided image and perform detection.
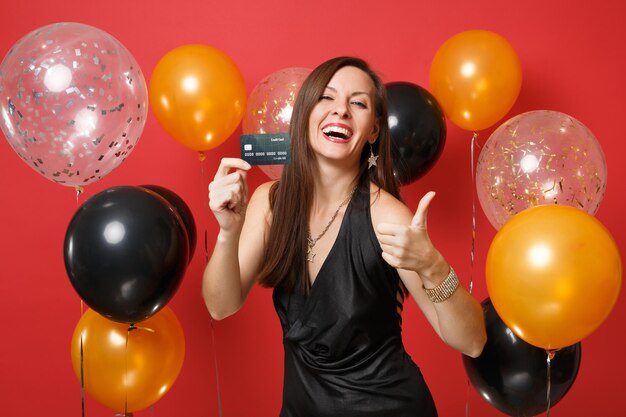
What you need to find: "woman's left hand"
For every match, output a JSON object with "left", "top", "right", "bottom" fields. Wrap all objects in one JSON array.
[
  {"left": 376, "top": 192, "right": 446, "bottom": 280},
  {"left": 377, "top": 191, "right": 487, "bottom": 357}
]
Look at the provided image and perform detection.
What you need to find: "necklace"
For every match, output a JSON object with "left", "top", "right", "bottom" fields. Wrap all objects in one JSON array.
[{"left": 306, "top": 185, "right": 358, "bottom": 263}]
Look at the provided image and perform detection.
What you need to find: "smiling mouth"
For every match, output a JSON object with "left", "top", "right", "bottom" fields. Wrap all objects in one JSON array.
[{"left": 322, "top": 125, "right": 353, "bottom": 142}]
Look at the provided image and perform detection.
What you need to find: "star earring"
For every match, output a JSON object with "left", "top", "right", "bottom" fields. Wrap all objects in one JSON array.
[{"left": 368, "top": 142, "right": 378, "bottom": 169}]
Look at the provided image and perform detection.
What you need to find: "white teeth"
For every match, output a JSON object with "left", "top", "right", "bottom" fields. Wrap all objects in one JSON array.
[{"left": 322, "top": 126, "right": 353, "bottom": 138}]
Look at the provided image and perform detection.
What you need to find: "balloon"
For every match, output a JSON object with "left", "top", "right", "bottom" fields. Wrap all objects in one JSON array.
[
  {"left": 71, "top": 307, "right": 185, "bottom": 413},
  {"left": 429, "top": 30, "right": 522, "bottom": 131},
  {"left": 140, "top": 185, "right": 196, "bottom": 263},
  {"left": 476, "top": 110, "right": 607, "bottom": 229},
  {"left": 149, "top": 44, "right": 246, "bottom": 153},
  {"left": 242, "top": 67, "right": 310, "bottom": 179},
  {"left": 486, "top": 205, "right": 622, "bottom": 349},
  {"left": 464, "top": 298, "right": 581, "bottom": 417},
  {"left": 64, "top": 186, "right": 189, "bottom": 323},
  {"left": 0, "top": 22, "right": 147, "bottom": 188},
  {"left": 386, "top": 82, "right": 446, "bottom": 185}
]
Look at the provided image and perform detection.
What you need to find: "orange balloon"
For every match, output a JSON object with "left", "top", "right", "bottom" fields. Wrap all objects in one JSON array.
[
  {"left": 70, "top": 307, "right": 185, "bottom": 413},
  {"left": 429, "top": 30, "right": 522, "bottom": 131},
  {"left": 149, "top": 44, "right": 246, "bottom": 152},
  {"left": 486, "top": 205, "right": 622, "bottom": 350}
]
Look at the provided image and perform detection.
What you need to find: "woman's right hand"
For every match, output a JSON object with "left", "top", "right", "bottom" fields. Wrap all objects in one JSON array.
[{"left": 208, "top": 158, "right": 251, "bottom": 233}]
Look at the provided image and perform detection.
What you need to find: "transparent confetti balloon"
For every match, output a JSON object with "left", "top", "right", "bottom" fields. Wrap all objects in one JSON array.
[
  {"left": 476, "top": 110, "right": 607, "bottom": 230},
  {"left": 0, "top": 22, "right": 148, "bottom": 189},
  {"left": 242, "top": 67, "right": 310, "bottom": 180}
]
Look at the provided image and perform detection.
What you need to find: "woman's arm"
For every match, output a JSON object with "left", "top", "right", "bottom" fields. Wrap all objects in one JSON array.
[
  {"left": 373, "top": 188, "right": 486, "bottom": 358},
  {"left": 202, "top": 158, "right": 272, "bottom": 320}
]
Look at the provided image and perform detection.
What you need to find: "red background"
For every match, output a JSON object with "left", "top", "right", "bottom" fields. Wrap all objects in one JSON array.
[{"left": 1, "top": 1, "right": 625, "bottom": 416}]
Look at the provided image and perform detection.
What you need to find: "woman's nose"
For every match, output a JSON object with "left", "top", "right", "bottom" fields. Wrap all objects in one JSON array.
[{"left": 332, "top": 101, "right": 350, "bottom": 118}]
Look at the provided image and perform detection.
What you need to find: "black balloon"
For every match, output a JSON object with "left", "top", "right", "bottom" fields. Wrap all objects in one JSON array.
[
  {"left": 64, "top": 186, "right": 189, "bottom": 323},
  {"left": 386, "top": 82, "right": 446, "bottom": 185},
  {"left": 463, "top": 298, "right": 581, "bottom": 417},
  {"left": 140, "top": 184, "right": 196, "bottom": 263}
]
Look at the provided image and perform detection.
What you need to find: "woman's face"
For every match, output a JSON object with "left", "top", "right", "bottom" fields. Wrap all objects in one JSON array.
[{"left": 307, "top": 66, "right": 379, "bottom": 168}]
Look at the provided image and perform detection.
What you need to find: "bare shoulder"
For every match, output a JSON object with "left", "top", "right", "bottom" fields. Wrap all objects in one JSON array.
[
  {"left": 239, "top": 181, "right": 274, "bottom": 234},
  {"left": 248, "top": 181, "right": 275, "bottom": 210},
  {"left": 369, "top": 183, "right": 413, "bottom": 227},
  {"left": 253, "top": 180, "right": 276, "bottom": 195}
]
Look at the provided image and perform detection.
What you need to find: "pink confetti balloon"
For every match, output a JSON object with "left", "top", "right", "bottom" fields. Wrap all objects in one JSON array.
[
  {"left": 0, "top": 22, "right": 147, "bottom": 189},
  {"left": 242, "top": 67, "right": 310, "bottom": 180},
  {"left": 476, "top": 110, "right": 607, "bottom": 230}
]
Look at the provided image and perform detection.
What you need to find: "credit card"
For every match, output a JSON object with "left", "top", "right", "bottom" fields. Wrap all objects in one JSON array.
[{"left": 240, "top": 133, "right": 291, "bottom": 165}]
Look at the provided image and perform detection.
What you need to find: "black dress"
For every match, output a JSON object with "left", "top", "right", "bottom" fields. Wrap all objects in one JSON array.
[{"left": 272, "top": 177, "right": 438, "bottom": 417}]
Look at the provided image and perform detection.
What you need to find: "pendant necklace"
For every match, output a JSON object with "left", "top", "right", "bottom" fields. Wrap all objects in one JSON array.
[{"left": 306, "top": 185, "right": 358, "bottom": 263}]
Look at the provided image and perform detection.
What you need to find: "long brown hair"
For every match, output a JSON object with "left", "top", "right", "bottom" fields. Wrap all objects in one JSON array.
[{"left": 258, "top": 56, "right": 400, "bottom": 293}]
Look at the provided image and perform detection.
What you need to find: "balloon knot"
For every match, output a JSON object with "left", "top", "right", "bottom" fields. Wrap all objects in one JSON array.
[{"left": 546, "top": 348, "right": 558, "bottom": 360}]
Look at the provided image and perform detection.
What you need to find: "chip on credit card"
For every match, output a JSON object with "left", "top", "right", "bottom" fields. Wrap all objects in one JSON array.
[{"left": 240, "top": 133, "right": 291, "bottom": 165}]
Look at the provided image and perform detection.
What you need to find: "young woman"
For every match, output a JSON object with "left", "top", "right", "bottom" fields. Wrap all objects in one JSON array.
[{"left": 203, "top": 56, "right": 486, "bottom": 416}]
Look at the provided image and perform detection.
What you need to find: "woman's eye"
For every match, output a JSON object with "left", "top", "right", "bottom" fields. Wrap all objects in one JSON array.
[
  {"left": 351, "top": 101, "right": 367, "bottom": 108},
  {"left": 319, "top": 95, "right": 333, "bottom": 101}
]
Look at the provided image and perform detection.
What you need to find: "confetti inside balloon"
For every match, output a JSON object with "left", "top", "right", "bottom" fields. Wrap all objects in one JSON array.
[
  {"left": 242, "top": 67, "right": 310, "bottom": 179},
  {"left": 476, "top": 110, "right": 607, "bottom": 229},
  {"left": 0, "top": 22, "right": 148, "bottom": 189}
]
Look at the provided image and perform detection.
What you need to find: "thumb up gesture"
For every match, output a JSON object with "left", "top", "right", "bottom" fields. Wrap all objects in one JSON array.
[{"left": 376, "top": 192, "right": 444, "bottom": 276}]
